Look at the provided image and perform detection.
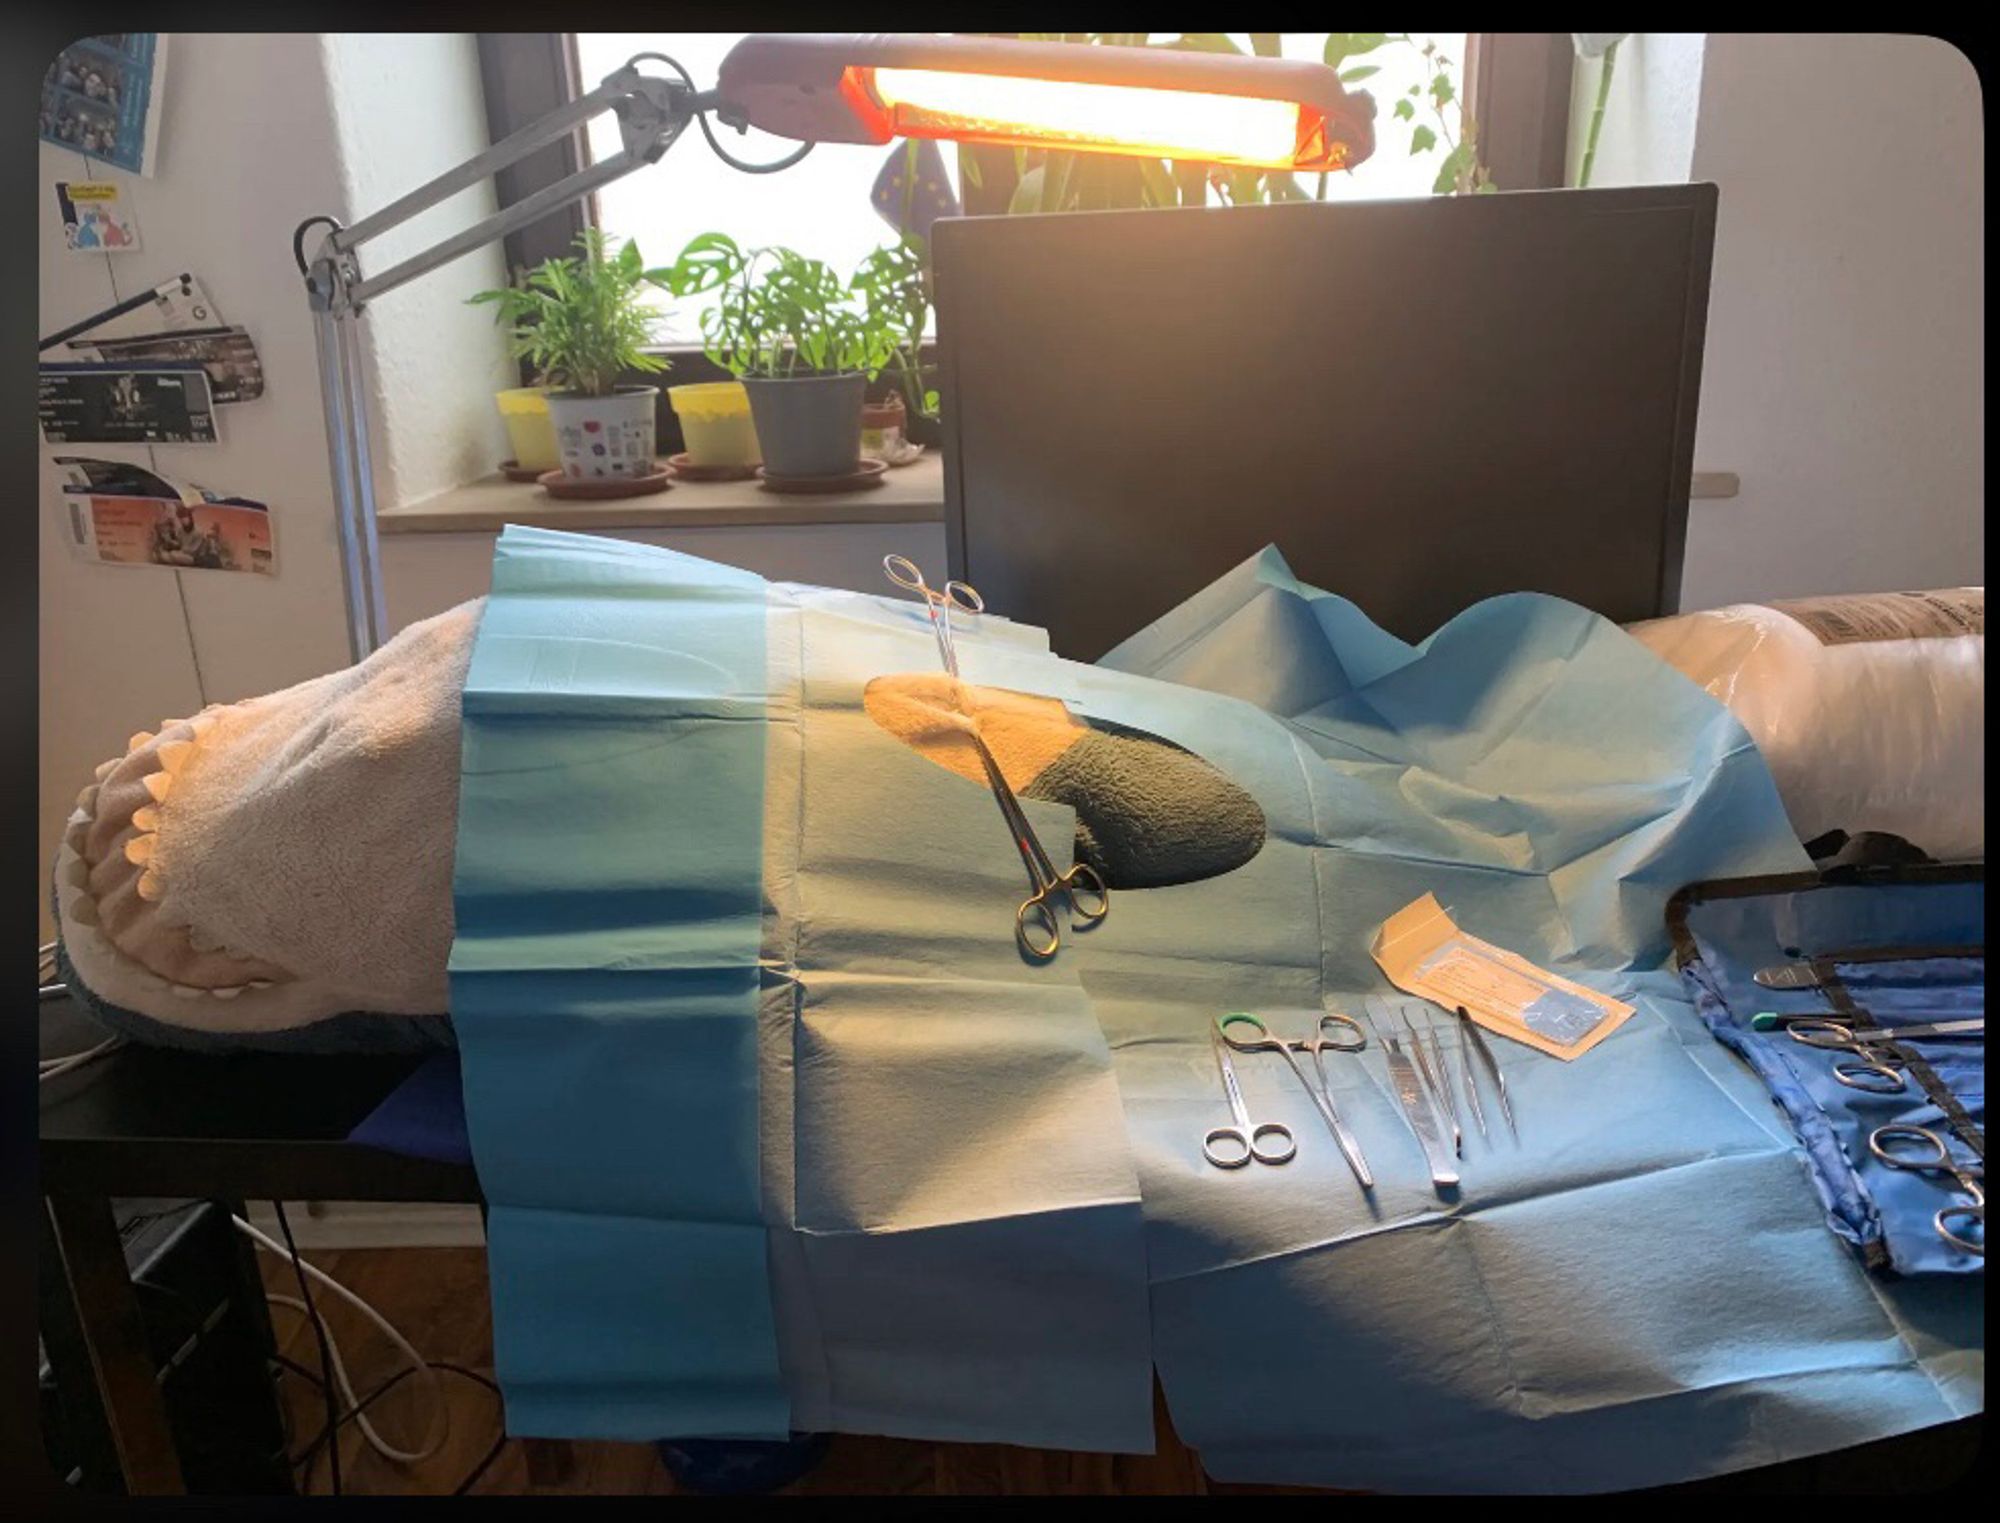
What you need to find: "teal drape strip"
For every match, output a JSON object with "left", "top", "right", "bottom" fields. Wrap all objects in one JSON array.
[{"left": 449, "top": 526, "right": 787, "bottom": 1440}]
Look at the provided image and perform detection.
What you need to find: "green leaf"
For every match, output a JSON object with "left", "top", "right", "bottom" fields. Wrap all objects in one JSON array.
[
  {"left": 1430, "top": 74, "right": 1456, "bottom": 108},
  {"left": 1340, "top": 65, "right": 1380, "bottom": 83},
  {"left": 1409, "top": 124, "right": 1437, "bottom": 154},
  {"left": 1040, "top": 150, "right": 1074, "bottom": 212},
  {"left": 1392, "top": 98, "right": 1415, "bottom": 121},
  {"left": 1323, "top": 32, "right": 1387, "bottom": 68},
  {"left": 959, "top": 146, "right": 982, "bottom": 190},
  {"left": 1248, "top": 32, "right": 1281, "bottom": 57},
  {"left": 1474, "top": 180, "right": 1498, "bottom": 193},
  {"left": 1008, "top": 165, "right": 1045, "bottom": 216},
  {"left": 1172, "top": 33, "right": 1243, "bottom": 53},
  {"left": 1433, "top": 141, "right": 1474, "bottom": 194}
]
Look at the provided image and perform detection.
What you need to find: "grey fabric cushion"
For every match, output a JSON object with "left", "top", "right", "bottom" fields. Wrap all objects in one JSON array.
[{"left": 1023, "top": 721, "right": 1266, "bottom": 889}]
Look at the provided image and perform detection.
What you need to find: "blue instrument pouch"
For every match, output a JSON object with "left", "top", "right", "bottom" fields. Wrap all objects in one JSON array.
[{"left": 1670, "top": 865, "right": 1984, "bottom": 1276}]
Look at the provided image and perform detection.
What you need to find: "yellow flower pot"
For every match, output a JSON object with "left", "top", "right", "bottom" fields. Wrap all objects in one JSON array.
[
  {"left": 669, "top": 382, "right": 761, "bottom": 469},
  {"left": 495, "top": 386, "right": 560, "bottom": 473}
]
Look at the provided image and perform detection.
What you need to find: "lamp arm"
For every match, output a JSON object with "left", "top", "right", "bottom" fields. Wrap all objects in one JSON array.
[{"left": 303, "top": 58, "right": 709, "bottom": 662}]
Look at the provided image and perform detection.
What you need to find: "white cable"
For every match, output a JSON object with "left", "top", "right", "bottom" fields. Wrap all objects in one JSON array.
[
  {"left": 233, "top": 1214, "right": 450, "bottom": 1465},
  {"left": 39, "top": 1036, "right": 124, "bottom": 1081}
]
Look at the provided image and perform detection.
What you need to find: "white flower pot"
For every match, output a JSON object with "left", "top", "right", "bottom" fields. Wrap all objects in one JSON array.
[{"left": 544, "top": 386, "right": 658, "bottom": 479}]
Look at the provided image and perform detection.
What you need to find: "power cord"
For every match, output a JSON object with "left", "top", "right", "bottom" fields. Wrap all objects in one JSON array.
[
  {"left": 39, "top": 942, "right": 125, "bottom": 1080},
  {"left": 233, "top": 1214, "right": 449, "bottom": 1465},
  {"left": 269, "top": 1203, "right": 342, "bottom": 1496},
  {"left": 626, "top": 51, "right": 817, "bottom": 175}
]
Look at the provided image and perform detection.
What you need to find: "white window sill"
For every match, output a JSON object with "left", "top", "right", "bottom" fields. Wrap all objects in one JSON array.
[{"left": 378, "top": 452, "right": 945, "bottom": 535}]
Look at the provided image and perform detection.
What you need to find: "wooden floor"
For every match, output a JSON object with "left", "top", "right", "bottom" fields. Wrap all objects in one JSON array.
[{"left": 259, "top": 1247, "right": 1319, "bottom": 1497}]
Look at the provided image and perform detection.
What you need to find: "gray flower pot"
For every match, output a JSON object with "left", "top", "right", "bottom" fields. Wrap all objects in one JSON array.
[{"left": 741, "top": 372, "right": 866, "bottom": 478}]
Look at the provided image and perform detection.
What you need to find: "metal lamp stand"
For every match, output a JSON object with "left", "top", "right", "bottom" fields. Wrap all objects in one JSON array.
[{"left": 304, "top": 59, "right": 703, "bottom": 662}]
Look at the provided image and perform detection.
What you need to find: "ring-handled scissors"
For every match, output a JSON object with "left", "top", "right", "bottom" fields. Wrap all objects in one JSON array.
[
  {"left": 883, "top": 554, "right": 984, "bottom": 677},
  {"left": 1787, "top": 1019, "right": 1984, "bottom": 1095},
  {"left": 954, "top": 719, "right": 1108, "bottom": 959},
  {"left": 1204, "top": 1027, "right": 1297, "bottom": 1169},
  {"left": 1219, "top": 1012, "right": 1372, "bottom": 1188},
  {"left": 1868, "top": 1124, "right": 1985, "bottom": 1256}
]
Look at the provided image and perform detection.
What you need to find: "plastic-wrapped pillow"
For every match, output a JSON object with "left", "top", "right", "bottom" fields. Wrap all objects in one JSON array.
[{"left": 1627, "top": 589, "right": 1983, "bottom": 862}]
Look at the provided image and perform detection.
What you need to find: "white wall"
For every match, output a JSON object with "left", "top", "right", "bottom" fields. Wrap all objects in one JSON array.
[
  {"left": 1682, "top": 34, "right": 1983, "bottom": 607},
  {"left": 1569, "top": 33, "right": 1985, "bottom": 609},
  {"left": 38, "top": 34, "right": 511, "bottom": 937}
]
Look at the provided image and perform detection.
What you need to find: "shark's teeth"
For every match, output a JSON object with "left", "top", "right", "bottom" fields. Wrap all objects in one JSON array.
[
  {"left": 136, "top": 868, "right": 164, "bottom": 902},
  {"left": 128, "top": 730, "right": 156, "bottom": 752},
  {"left": 247, "top": 979, "right": 275, "bottom": 990},
  {"left": 95, "top": 758, "right": 118, "bottom": 780},
  {"left": 187, "top": 713, "right": 219, "bottom": 739},
  {"left": 123, "top": 834, "right": 157, "bottom": 866},
  {"left": 64, "top": 813, "right": 89, "bottom": 850},
  {"left": 211, "top": 985, "right": 244, "bottom": 1000},
  {"left": 76, "top": 783, "right": 99, "bottom": 811},
  {"left": 170, "top": 984, "right": 203, "bottom": 999},
  {"left": 132, "top": 805, "right": 160, "bottom": 832},
  {"left": 158, "top": 740, "right": 195, "bottom": 774},
  {"left": 142, "top": 772, "right": 174, "bottom": 803}
]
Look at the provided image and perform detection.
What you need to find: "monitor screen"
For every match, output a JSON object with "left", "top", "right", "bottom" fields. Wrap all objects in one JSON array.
[{"left": 935, "top": 185, "right": 1716, "bottom": 659}]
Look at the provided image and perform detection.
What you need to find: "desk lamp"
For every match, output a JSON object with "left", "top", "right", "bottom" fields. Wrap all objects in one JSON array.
[{"left": 301, "top": 33, "right": 1375, "bottom": 660}]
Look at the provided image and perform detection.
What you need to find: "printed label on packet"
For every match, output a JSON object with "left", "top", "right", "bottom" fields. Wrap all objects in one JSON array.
[{"left": 1370, "top": 893, "right": 1634, "bottom": 1061}]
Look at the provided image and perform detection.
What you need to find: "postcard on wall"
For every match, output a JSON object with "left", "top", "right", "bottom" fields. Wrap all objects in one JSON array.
[
  {"left": 41, "top": 35, "right": 167, "bottom": 176},
  {"left": 67, "top": 326, "right": 264, "bottom": 403},
  {"left": 55, "top": 457, "right": 277, "bottom": 577},
  {"left": 38, "top": 363, "right": 218, "bottom": 445},
  {"left": 55, "top": 180, "right": 141, "bottom": 251}
]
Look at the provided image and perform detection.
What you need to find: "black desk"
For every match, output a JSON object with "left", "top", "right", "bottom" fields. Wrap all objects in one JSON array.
[{"left": 38, "top": 998, "right": 479, "bottom": 1495}]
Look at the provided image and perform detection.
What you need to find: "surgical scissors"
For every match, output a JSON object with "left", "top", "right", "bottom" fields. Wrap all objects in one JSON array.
[
  {"left": 883, "top": 554, "right": 984, "bottom": 678},
  {"left": 1218, "top": 1011, "right": 1373, "bottom": 1188},
  {"left": 1786, "top": 1019, "right": 1984, "bottom": 1095},
  {"left": 1868, "top": 1124, "right": 1985, "bottom": 1256},
  {"left": 1204, "top": 1027, "right": 1297, "bottom": 1170}
]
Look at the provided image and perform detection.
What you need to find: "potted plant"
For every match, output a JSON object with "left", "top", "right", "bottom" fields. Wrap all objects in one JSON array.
[
  {"left": 666, "top": 380, "right": 760, "bottom": 471},
  {"left": 852, "top": 235, "right": 940, "bottom": 458},
  {"left": 493, "top": 382, "right": 560, "bottom": 473},
  {"left": 471, "top": 230, "right": 671, "bottom": 480},
  {"left": 664, "top": 234, "right": 902, "bottom": 480}
]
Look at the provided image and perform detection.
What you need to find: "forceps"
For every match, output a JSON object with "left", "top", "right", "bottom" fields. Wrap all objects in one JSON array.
[
  {"left": 884, "top": 554, "right": 1108, "bottom": 957},
  {"left": 883, "top": 554, "right": 984, "bottom": 677},
  {"left": 1364, "top": 999, "right": 1459, "bottom": 1190},
  {"left": 1787, "top": 1018, "right": 1984, "bottom": 1094},
  {"left": 1219, "top": 1012, "right": 1373, "bottom": 1189},
  {"left": 958, "top": 721, "right": 1109, "bottom": 958},
  {"left": 1868, "top": 1124, "right": 1985, "bottom": 1256},
  {"left": 1204, "top": 1027, "right": 1297, "bottom": 1170},
  {"left": 1402, "top": 1008, "right": 1460, "bottom": 1156}
]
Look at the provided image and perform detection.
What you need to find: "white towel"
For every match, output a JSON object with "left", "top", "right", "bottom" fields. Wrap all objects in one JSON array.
[{"left": 57, "top": 600, "right": 481, "bottom": 1034}]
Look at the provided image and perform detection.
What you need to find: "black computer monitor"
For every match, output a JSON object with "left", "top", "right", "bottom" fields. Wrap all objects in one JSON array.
[{"left": 935, "top": 184, "right": 1716, "bottom": 659}]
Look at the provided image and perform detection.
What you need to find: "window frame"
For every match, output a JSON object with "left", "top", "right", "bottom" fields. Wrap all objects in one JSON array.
[{"left": 475, "top": 32, "right": 1574, "bottom": 448}]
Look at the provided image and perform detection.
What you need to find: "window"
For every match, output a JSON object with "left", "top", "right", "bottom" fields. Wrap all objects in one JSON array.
[
  {"left": 572, "top": 33, "right": 1469, "bottom": 344},
  {"left": 480, "top": 33, "right": 1571, "bottom": 354}
]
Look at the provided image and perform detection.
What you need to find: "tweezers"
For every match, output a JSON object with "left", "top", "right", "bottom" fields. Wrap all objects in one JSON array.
[
  {"left": 1403, "top": 1008, "right": 1460, "bottom": 1156},
  {"left": 1455, "top": 1004, "right": 1515, "bottom": 1137}
]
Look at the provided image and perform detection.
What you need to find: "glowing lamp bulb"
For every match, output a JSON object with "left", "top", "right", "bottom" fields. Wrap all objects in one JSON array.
[{"left": 865, "top": 66, "right": 1307, "bottom": 169}]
